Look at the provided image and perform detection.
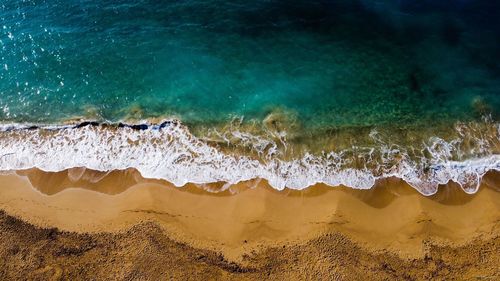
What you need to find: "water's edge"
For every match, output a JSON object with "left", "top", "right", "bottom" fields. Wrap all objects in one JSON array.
[{"left": 0, "top": 120, "right": 498, "bottom": 196}]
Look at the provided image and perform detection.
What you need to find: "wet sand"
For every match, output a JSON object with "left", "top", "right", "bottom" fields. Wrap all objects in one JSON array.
[{"left": 0, "top": 168, "right": 499, "bottom": 280}]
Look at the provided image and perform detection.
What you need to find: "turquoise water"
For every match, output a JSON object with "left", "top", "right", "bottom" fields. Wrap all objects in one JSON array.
[
  {"left": 1, "top": 0, "right": 499, "bottom": 127},
  {"left": 0, "top": 0, "right": 499, "bottom": 194}
]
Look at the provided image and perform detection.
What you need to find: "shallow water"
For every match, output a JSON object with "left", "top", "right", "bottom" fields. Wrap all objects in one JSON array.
[{"left": 0, "top": 1, "right": 499, "bottom": 193}]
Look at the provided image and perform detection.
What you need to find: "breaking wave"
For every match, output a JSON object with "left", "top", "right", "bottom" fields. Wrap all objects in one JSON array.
[{"left": 0, "top": 120, "right": 498, "bottom": 195}]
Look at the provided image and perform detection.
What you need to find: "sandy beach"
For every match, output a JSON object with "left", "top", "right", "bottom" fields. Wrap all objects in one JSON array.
[{"left": 0, "top": 168, "right": 498, "bottom": 280}]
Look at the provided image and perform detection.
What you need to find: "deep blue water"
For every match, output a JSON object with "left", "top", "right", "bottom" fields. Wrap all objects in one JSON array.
[{"left": 0, "top": 0, "right": 498, "bottom": 129}]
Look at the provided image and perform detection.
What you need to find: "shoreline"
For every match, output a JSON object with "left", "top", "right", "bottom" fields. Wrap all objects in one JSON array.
[{"left": 0, "top": 119, "right": 498, "bottom": 195}]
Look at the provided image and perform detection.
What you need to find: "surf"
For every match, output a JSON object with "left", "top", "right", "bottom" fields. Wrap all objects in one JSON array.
[{"left": 0, "top": 119, "right": 497, "bottom": 195}]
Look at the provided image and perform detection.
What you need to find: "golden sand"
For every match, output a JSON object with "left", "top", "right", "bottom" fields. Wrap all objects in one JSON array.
[{"left": 0, "top": 168, "right": 498, "bottom": 264}]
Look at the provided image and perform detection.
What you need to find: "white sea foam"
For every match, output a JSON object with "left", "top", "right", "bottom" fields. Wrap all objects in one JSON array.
[{"left": 0, "top": 120, "right": 498, "bottom": 195}]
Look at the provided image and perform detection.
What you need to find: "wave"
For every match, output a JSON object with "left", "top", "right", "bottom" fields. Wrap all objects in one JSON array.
[{"left": 0, "top": 119, "right": 498, "bottom": 195}]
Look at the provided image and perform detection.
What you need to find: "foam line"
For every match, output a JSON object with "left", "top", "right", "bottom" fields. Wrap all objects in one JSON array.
[{"left": 0, "top": 120, "right": 498, "bottom": 195}]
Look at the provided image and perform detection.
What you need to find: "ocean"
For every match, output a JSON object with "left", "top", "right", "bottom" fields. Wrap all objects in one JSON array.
[{"left": 0, "top": 0, "right": 499, "bottom": 195}]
